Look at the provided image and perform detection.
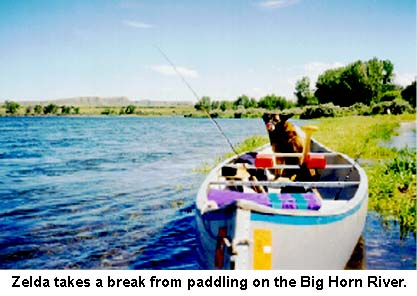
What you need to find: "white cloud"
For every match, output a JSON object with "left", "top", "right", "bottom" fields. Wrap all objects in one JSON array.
[
  {"left": 257, "top": 0, "right": 300, "bottom": 9},
  {"left": 394, "top": 72, "right": 416, "bottom": 86},
  {"left": 304, "top": 62, "right": 345, "bottom": 78},
  {"left": 149, "top": 65, "right": 199, "bottom": 78},
  {"left": 266, "top": 61, "right": 345, "bottom": 99},
  {"left": 122, "top": 20, "right": 154, "bottom": 29},
  {"left": 298, "top": 62, "right": 345, "bottom": 88}
]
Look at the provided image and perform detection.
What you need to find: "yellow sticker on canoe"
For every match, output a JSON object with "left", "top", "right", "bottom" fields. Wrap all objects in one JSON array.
[{"left": 253, "top": 228, "right": 272, "bottom": 270}]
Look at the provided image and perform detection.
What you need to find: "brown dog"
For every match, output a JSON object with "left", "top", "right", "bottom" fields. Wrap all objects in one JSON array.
[
  {"left": 262, "top": 113, "right": 303, "bottom": 155},
  {"left": 262, "top": 113, "right": 314, "bottom": 181}
]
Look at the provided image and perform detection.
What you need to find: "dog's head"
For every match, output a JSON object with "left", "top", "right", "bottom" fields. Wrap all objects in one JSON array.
[{"left": 262, "top": 113, "right": 293, "bottom": 132}]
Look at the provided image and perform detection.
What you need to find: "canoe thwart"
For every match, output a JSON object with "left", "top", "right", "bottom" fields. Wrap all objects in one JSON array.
[
  {"left": 264, "top": 152, "right": 340, "bottom": 157},
  {"left": 224, "top": 163, "right": 353, "bottom": 170},
  {"left": 209, "top": 180, "right": 360, "bottom": 188}
]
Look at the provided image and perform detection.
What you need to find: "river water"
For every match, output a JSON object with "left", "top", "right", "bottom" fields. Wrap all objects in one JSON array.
[{"left": 0, "top": 117, "right": 415, "bottom": 269}]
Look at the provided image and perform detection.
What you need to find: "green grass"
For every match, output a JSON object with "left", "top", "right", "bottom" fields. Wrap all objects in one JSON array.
[
  {"left": 313, "top": 114, "right": 416, "bottom": 238},
  {"left": 312, "top": 115, "right": 413, "bottom": 160},
  {"left": 366, "top": 149, "right": 416, "bottom": 238}
]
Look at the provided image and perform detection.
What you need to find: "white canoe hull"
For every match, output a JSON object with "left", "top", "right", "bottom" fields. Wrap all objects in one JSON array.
[{"left": 195, "top": 140, "right": 368, "bottom": 270}]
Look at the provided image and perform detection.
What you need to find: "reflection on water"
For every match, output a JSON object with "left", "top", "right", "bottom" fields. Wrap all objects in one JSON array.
[
  {"left": 386, "top": 121, "right": 416, "bottom": 149},
  {"left": 345, "top": 236, "right": 366, "bottom": 270},
  {"left": 346, "top": 121, "right": 416, "bottom": 270},
  {"left": 346, "top": 212, "right": 416, "bottom": 270}
]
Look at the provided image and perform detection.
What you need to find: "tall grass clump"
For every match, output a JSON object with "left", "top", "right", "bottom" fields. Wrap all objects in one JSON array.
[
  {"left": 367, "top": 149, "right": 416, "bottom": 239},
  {"left": 314, "top": 114, "right": 416, "bottom": 238}
]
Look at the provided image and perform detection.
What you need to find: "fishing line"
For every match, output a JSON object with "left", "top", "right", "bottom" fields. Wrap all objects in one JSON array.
[{"left": 155, "top": 45, "right": 239, "bottom": 155}]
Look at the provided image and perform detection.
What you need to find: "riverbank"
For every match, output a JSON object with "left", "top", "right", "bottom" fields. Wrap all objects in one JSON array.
[
  {"left": 1, "top": 101, "right": 414, "bottom": 119},
  {"left": 313, "top": 114, "right": 416, "bottom": 238},
  {"left": 0, "top": 104, "right": 275, "bottom": 118},
  {"left": 0, "top": 105, "right": 197, "bottom": 117}
]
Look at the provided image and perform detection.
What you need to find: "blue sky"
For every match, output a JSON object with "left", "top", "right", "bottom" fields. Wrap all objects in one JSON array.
[{"left": 0, "top": 0, "right": 415, "bottom": 102}]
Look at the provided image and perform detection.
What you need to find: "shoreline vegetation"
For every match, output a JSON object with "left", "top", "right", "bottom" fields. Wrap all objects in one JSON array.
[
  {"left": 0, "top": 102, "right": 414, "bottom": 118},
  {"left": 213, "top": 114, "right": 415, "bottom": 239},
  {"left": 314, "top": 115, "right": 416, "bottom": 239},
  {"left": 0, "top": 104, "right": 197, "bottom": 117}
]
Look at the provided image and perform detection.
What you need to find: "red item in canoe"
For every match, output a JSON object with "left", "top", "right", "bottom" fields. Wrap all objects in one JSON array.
[
  {"left": 305, "top": 154, "right": 326, "bottom": 169},
  {"left": 255, "top": 154, "right": 275, "bottom": 168}
]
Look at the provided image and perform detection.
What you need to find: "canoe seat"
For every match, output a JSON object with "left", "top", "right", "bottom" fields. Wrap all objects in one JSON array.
[
  {"left": 269, "top": 192, "right": 321, "bottom": 210},
  {"left": 207, "top": 189, "right": 321, "bottom": 210}
]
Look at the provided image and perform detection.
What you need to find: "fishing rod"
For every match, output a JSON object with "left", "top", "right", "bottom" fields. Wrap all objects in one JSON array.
[{"left": 155, "top": 45, "right": 239, "bottom": 155}]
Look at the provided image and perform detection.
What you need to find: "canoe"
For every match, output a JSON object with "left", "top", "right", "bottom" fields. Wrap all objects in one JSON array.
[{"left": 195, "top": 130, "right": 368, "bottom": 270}]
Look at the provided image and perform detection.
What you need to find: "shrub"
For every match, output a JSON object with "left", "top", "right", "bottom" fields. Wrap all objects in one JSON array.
[
  {"left": 4, "top": 101, "right": 20, "bottom": 115},
  {"left": 389, "top": 99, "right": 414, "bottom": 115},
  {"left": 101, "top": 108, "right": 116, "bottom": 115},
  {"left": 194, "top": 96, "right": 211, "bottom": 111},
  {"left": 348, "top": 102, "right": 371, "bottom": 115},
  {"left": 125, "top": 105, "right": 136, "bottom": 114},
  {"left": 371, "top": 99, "right": 413, "bottom": 115},
  {"left": 369, "top": 148, "right": 416, "bottom": 238},
  {"left": 34, "top": 105, "right": 43, "bottom": 114},
  {"left": 61, "top": 105, "right": 72, "bottom": 115},
  {"left": 234, "top": 112, "right": 242, "bottom": 118},
  {"left": 25, "top": 106, "right": 33, "bottom": 115},
  {"left": 299, "top": 103, "right": 340, "bottom": 119},
  {"left": 210, "top": 112, "right": 219, "bottom": 118},
  {"left": 379, "top": 90, "right": 402, "bottom": 102},
  {"left": 43, "top": 103, "right": 58, "bottom": 114},
  {"left": 219, "top": 100, "right": 233, "bottom": 111},
  {"left": 401, "top": 80, "right": 416, "bottom": 108}
]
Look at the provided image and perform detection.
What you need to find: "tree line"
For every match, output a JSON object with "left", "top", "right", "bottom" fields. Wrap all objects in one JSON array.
[
  {"left": 194, "top": 94, "right": 295, "bottom": 112},
  {"left": 3, "top": 102, "right": 80, "bottom": 115},
  {"left": 2, "top": 101, "right": 140, "bottom": 116},
  {"left": 296, "top": 58, "right": 416, "bottom": 108},
  {"left": 194, "top": 57, "right": 415, "bottom": 113}
]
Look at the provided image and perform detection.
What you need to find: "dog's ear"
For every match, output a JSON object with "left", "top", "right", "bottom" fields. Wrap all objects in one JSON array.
[
  {"left": 262, "top": 113, "right": 271, "bottom": 123},
  {"left": 279, "top": 113, "right": 294, "bottom": 122}
]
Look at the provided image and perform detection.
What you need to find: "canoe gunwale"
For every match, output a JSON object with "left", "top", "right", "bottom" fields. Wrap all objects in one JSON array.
[{"left": 208, "top": 180, "right": 360, "bottom": 188}]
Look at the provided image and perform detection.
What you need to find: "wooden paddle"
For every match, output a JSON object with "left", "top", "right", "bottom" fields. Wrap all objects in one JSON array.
[{"left": 301, "top": 125, "right": 318, "bottom": 164}]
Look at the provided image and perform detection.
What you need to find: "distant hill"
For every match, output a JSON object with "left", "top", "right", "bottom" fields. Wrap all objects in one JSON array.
[
  {"left": 15, "top": 97, "right": 193, "bottom": 107},
  {"left": 134, "top": 99, "right": 193, "bottom": 107}
]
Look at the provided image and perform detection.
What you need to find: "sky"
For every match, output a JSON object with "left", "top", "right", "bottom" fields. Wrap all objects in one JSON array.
[{"left": 0, "top": 0, "right": 415, "bottom": 102}]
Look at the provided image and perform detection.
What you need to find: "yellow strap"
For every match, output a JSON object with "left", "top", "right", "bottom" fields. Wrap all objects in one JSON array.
[{"left": 253, "top": 228, "right": 272, "bottom": 270}]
